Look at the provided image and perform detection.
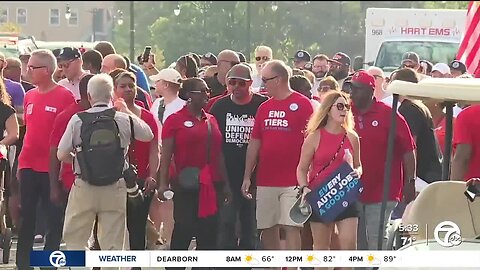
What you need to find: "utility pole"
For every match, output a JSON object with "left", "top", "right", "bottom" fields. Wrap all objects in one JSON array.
[
  {"left": 246, "top": 1, "right": 251, "bottom": 61},
  {"left": 129, "top": 1, "right": 135, "bottom": 61}
]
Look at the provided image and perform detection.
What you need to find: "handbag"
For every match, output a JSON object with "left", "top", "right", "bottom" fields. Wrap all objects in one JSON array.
[
  {"left": 291, "top": 133, "right": 347, "bottom": 224},
  {"left": 176, "top": 119, "right": 212, "bottom": 191},
  {"left": 297, "top": 133, "right": 347, "bottom": 198}
]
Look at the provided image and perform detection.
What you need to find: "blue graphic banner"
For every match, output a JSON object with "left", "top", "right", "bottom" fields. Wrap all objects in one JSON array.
[
  {"left": 307, "top": 162, "right": 363, "bottom": 222},
  {"left": 30, "top": 250, "right": 85, "bottom": 267}
]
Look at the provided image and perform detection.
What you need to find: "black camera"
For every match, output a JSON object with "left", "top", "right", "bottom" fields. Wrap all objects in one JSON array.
[{"left": 124, "top": 164, "right": 143, "bottom": 201}]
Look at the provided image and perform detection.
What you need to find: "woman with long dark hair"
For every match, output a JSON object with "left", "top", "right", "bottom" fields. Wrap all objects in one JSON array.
[{"left": 0, "top": 79, "right": 19, "bottom": 242}]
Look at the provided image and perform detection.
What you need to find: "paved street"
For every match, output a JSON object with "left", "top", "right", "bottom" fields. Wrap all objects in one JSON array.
[
  {"left": 0, "top": 237, "right": 47, "bottom": 269},
  {"left": 0, "top": 237, "right": 169, "bottom": 269}
]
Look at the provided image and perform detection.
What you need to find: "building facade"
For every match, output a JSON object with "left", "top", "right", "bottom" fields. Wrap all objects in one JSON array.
[{"left": 0, "top": 1, "right": 118, "bottom": 42}]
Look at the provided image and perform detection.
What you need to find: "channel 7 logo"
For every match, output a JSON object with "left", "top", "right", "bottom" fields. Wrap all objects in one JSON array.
[{"left": 434, "top": 221, "right": 462, "bottom": 247}]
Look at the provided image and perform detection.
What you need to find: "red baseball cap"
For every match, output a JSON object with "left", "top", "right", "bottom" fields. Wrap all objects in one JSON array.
[{"left": 351, "top": 70, "right": 375, "bottom": 90}]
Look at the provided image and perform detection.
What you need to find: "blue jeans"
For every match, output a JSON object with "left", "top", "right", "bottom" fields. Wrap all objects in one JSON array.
[{"left": 217, "top": 182, "right": 257, "bottom": 250}]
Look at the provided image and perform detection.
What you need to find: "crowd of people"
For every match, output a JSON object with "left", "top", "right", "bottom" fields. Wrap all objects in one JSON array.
[{"left": 0, "top": 41, "right": 478, "bottom": 270}]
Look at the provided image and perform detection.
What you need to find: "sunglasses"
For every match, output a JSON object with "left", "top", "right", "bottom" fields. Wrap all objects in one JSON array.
[
  {"left": 27, "top": 65, "right": 46, "bottom": 71},
  {"left": 332, "top": 103, "right": 351, "bottom": 111},
  {"left": 319, "top": 85, "right": 331, "bottom": 92},
  {"left": 219, "top": 60, "right": 240, "bottom": 66},
  {"left": 228, "top": 79, "right": 247, "bottom": 87},
  {"left": 402, "top": 63, "right": 416, "bottom": 69},
  {"left": 261, "top": 75, "right": 278, "bottom": 83},
  {"left": 190, "top": 88, "right": 211, "bottom": 94},
  {"left": 255, "top": 56, "right": 270, "bottom": 62},
  {"left": 58, "top": 59, "right": 75, "bottom": 69}
]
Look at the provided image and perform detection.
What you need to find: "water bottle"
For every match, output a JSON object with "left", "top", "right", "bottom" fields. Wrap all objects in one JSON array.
[
  {"left": 163, "top": 190, "right": 174, "bottom": 200},
  {"left": 344, "top": 149, "right": 354, "bottom": 168}
]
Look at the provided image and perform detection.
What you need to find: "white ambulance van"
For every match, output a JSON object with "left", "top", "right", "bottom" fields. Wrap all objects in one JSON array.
[{"left": 365, "top": 8, "right": 467, "bottom": 74}]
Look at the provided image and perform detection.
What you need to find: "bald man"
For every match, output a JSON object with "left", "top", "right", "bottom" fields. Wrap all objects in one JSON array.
[
  {"left": 243, "top": 60, "right": 313, "bottom": 256},
  {"left": 205, "top": 49, "right": 240, "bottom": 97},
  {"left": 101, "top": 54, "right": 127, "bottom": 74},
  {"left": 210, "top": 63, "right": 267, "bottom": 250},
  {"left": 4, "top": 57, "right": 35, "bottom": 92}
]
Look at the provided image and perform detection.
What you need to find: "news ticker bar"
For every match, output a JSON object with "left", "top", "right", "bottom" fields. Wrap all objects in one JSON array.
[{"left": 31, "top": 250, "right": 480, "bottom": 267}]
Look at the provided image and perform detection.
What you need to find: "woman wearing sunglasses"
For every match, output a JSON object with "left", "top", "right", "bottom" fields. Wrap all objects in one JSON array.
[
  {"left": 317, "top": 76, "right": 340, "bottom": 103},
  {"left": 297, "top": 91, "right": 362, "bottom": 269},
  {"left": 158, "top": 78, "right": 231, "bottom": 255}
]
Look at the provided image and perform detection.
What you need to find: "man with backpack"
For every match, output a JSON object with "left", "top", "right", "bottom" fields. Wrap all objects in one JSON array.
[{"left": 57, "top": 73, "right": 153, "bottom": 251}]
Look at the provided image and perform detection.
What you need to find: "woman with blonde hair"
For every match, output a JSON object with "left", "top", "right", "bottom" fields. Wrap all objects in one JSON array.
[
  {"left": 317, "top": 76, "right": 340, "bottom": 102},
  {"left": 297, "top": 90, "right": 361, "bottom": 270}
]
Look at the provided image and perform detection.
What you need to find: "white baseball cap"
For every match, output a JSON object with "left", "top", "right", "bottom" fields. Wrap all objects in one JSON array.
[
  {"left": 149, "top": 68, "right": 182, "bottom": 85},
  {"left": 367, "top": 66, "right": 385, "bottom": 78},
  {"left": 432, "top": 63, "right": 451, "bottom": 75}
]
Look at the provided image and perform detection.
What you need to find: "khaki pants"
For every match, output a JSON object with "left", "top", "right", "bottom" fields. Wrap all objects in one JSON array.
[{"left": 63, "top": 178, "right": 127, "bottom": 269}]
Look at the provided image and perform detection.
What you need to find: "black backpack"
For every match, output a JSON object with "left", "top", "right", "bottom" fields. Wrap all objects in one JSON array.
[{"left": 75, "top": 108, "right": 126, "bottom": 186}]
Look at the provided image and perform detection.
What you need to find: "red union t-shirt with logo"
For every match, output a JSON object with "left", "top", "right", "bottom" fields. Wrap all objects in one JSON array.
[
  {"left": 252, "top": 91, "right": 313, "bottom": 187},
  {"left": 19, "top": 85, "right": 76, "bottom": 172}
]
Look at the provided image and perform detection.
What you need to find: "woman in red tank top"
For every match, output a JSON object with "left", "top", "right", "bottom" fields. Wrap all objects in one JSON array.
[{"left": 297, "top": 90, "right": 362, "bottom": 264}]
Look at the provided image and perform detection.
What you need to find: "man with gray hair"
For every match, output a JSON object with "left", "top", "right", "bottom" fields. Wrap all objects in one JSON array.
[
  {"left": 205, "top": 49, "right": 240, "bottom": 97},
  {"left": 57, "top": 73, "right": 153, "bottom": 253},
  {"left": 16, "top": 49, "right": 76, "bottom": 269}
]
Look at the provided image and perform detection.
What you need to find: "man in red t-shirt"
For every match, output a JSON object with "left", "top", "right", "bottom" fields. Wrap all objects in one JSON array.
[
  {"left": 452, "top": 105, "right": 480, "bottom": 180},
  {"left": 16, "top": 49, "right": 76, "bottom": 268},
  {"left": 350, "top": 70, "right": 416, "bottom": 250},
  {"left": 242, "top": 60, "right": 313, "bottom": 254},
  {"left": 49, "top": 74, "right": 93, "bottom": 202}
]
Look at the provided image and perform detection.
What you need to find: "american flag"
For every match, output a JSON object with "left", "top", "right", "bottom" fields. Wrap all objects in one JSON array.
[{"left": 456, "top": 1, "right": 480, "bottom": 77}]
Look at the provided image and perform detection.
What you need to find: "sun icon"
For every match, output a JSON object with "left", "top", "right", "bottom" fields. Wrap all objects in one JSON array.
[
  {"left": 306, "top": 255, "right": 321, "bottom": 265},
  {"left": 245, "top": 255, "right": 259, "bottom": 265},
  {"left": 367, "top": 254, "right": 381, "bottom": 265}
]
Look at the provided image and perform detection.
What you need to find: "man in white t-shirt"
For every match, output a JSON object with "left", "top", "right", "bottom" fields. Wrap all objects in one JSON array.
[
  {"left": 150, "top": 68, "right": 186, "bottom": 127},
  {"left": 252, "top": 45, "right": 273, "bottom": 91},
  {"left": 149, "top": 68, "right": 185, "bottom": 248},
  {"left": 57, "top": 47, "right": 89, "bottom": 99}
]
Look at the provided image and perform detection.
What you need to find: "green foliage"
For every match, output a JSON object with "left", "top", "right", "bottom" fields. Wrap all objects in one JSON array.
[
  {"left": 0, "top": 22, "right": 21, "bottom": 33},
  {"left": 112, "top": 1, "right": 469, "bottom": 67}
]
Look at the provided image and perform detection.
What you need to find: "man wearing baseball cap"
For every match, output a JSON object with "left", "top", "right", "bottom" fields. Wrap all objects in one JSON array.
[
  {"left": 328, "top": 52, "right": 351, "bottom": 86},
  {"left": 149, "top": 68, "right": 185, "bottom": 126},
  {"left": 148, "top": 68, "right": 185, "bottom": 247},
  {"left": 431, "top": 63, "right": 451, "bottom": 78},
  {"left": 401, "top": 52, "right": 420, "bottom": 71},
  {"left": 291, "top": 50, "right": 311, "bottom": 70},
  {"left": 350, "top": 70, "right": 416, "bottom": 251},
  {"left": 449, "top": 60, "right": 467, "bottom": 77},
  {"left": 57, "top": 47, "right": 89, "bottom": 100},
  {"left": 200, "top": 52, "right": 217, "bottom": 68},
  {"left": 210, "top": 63, "right": 268, "bottom": 251}
]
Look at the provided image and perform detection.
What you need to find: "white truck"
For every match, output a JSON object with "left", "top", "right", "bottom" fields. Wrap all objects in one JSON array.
[{"left": 364, "top": 8, "right": 467, "bottom": 74}]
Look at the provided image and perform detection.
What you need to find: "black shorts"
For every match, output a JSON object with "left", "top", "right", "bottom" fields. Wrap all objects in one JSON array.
[{"left": 309, "top": 201, "right": 360, "bottom": 223}]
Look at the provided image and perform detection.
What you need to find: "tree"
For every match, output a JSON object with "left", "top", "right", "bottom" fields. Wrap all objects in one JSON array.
[
  {"left": 0, "top": 22, "right": 21, "bottom": 33},
  {"left": 112, "top": 1, "right": 469, "bottom": 67}
]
